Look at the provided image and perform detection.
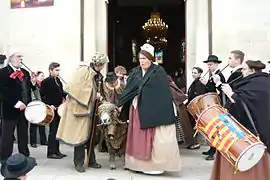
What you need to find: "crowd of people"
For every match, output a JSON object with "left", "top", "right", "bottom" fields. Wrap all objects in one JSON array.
[{"left": 0, "top": 44, "right": 270, "bottom": 180}]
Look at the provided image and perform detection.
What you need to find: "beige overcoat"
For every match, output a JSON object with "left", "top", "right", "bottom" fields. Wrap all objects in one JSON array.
[{"left": 56, "top": 65, "right": 97, "bottom": 146}]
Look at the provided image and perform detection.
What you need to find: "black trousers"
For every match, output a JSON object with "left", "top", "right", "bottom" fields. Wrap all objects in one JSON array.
[
  {"left": 0, "top": 114, "right": 29, "bottom": 162},
  {"left": 74, "top": 137, "right": 98, "bottom": 166},
  {"left": 30, "top": 123, "right": 47, "bottom": 144},
  {"left": 47, "top": 112, "right": 60, "bottom": 156}
]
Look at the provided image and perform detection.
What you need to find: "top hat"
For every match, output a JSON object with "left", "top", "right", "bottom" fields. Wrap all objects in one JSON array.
[
  {"left": 1, "top": 153, "right": 37, "bottom": 178},
  {"left": 0, "top": 54, "right": 7, "bottom": 64},
  {"left": 105, "top": 72, "right": 118, "bottom": 83},
  {"left": 203, "top": 55, "right": 222, "bottom": 64}
]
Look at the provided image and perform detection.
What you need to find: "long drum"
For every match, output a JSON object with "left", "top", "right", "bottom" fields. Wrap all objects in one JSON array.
[
  {"left": 24, "top": 100, "right": 54, "bottom": 126},
  {"left": 187, "top": 92, "right": 221, "bottom": 120},
  {"left": 197, "top": 105, "right": 265, "bottom": 172}
]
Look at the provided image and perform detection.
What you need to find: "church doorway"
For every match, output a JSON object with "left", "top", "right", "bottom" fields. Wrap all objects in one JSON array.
[{"left": 107, "top": 0, "right": 186, "bottom": 78}]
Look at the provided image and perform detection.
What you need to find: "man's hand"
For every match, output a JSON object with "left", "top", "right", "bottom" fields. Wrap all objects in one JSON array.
[
  {"left": 199, "top": 77, "right": 208, "bottom": 85},
  {"left": 213, "top": 74, "right": 221, "bottom": 84},
  {"left": 19, "top": 103, "right": 26, "bottom": 111},
  {"left": 50, "top": 105, "right": 56, "bottom": 110},
  {"left": 96, "top": 93, "right": 103, "bottom": 101}
]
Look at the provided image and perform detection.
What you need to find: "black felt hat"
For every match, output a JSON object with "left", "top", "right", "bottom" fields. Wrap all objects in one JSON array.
[
  {"left": 0, "top": 54, "right": 7, "bottom": 64},
  {"left": 203, "top": 55, "right": 222, "bottom": 64},
  {"left": 1, "top": 153, "right": 37, "bottom": 178},
  {"left": 105, "top": 72, "right": 118, "bottom": 83}
]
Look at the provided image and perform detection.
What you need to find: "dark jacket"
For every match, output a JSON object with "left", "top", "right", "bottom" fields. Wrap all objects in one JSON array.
[
  {"left": 40, "top": 76, "right": 65, "bottom": 107},
  {"left": 205, "top": 69, "right": 226, "bottom": 105},
  {"left": 218, "top": 68, "right": 243, "bottom": 110},
  {"left": 0, "top": 65, "right": 35, "bottom": 120},
  {"left": 187, "top": 78, "right": 207, "bottom": 103},
  {"left": 230, "top": 72, "right": 270, "bottom": 151},
  {"left": 118, "top": 64, "right": 176, "bottom": 129}
]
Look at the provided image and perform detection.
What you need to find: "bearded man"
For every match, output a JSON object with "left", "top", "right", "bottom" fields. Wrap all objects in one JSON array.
[
  {"left": 0, "top": 53, "right": 36, "bottom": 163},
  {"left": 56, "top": 53, "right": 109, "bottom": 172}
]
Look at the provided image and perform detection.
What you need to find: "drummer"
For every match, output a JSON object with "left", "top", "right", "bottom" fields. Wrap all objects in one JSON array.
[
  {"left": 199, "top": 55, "right": 226, "bottom": 161},
  {"left": 0, "top": 53, "right": 36, "bottom": 163},
  {"left": 210, "top": 60, "right": 270, "bottom": 180},
  {"left": 40, "top": 62, "right": 67, "bottom": 159}
]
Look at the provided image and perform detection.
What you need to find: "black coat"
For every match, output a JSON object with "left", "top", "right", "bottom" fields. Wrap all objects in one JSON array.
[
  {"left": 227, "top": 68, "right": 243, "bottom": 89},
  {"left": 0, "top": 65, "right": 34, "bottom": 120},
  {"left": 118, "top": 64, "right": 176, "bottom": 129},
  {"left": 217, "top": 68, "right": 243, "bottom": 110},
  {"left": 205, "top": 69, "right": 226, "bottom": 105},
  {"left": 187, "top": 78, "right": 207, "bottom": 103},
  {"left": 40, "top": 76, "right": 65, "bottom": 107},
  {"left": 230, "top": 72, "right": 270, "bottom": 150}
]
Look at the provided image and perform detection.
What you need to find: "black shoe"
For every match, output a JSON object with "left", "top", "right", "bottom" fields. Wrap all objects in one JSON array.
[
  {"left": 205, "top": 154, "right": 214, "bottom": 161},
  {"left": 47, "top": 154, "right": 63, "bottom": 159},
  {"left": 41, "top": 142, "right": 48, "bottom": 146},
  {"left": 56, "top": 152, "right": 67, "bottom": 158},
  {"left": 202, "top": 149, "right": 212, "bottom": 155},
  {"left": 31, "top": 144, "right": 37, "bottom": 148},
  {"left": 75, "top": 164, "right": 85, "bottom": 173},
  {"left": 89, "top": 162, "right": 102, "bottom": 169}
]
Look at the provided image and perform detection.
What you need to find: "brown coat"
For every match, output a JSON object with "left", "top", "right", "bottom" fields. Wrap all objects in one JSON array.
[
  {"left": 57, "top": 65, "right": 99, "bottom": 146},
  {"left": 169, "top": 79, "right": 197, "bottom": 145}
]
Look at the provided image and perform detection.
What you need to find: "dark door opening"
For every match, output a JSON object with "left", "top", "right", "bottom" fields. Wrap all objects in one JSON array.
[{"left": 107, "top": 0, "right": 186, "bottom": 76}]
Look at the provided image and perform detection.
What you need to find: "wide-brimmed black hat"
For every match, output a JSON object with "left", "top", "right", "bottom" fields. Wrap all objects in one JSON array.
[
  {"left": 203, "top": 55, "right": 222, "bottom": 64},
  {"left": 1, "top": 154, "right": 37, "bottom": 178},
  {"left": 0, "top": 54, "right": 6, "bottom": 64},
  {"left": 105, "top": 72, "right": 118, "bottom": 83}
]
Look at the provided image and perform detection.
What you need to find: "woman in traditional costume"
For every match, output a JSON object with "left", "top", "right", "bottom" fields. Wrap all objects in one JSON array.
[
  {"left": 211, "top": 60, "right": 270, "bottom": 180},
  {"left": 118, "top": 43, "right": 181, "bottom": 175}
]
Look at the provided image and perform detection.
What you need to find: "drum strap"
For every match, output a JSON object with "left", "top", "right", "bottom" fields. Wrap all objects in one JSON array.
[{"left": 241, "top": 100, "right": 260, "bottom": 137}]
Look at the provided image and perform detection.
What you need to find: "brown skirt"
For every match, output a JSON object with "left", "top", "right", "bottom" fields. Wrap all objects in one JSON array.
[{"left": 210, "top": 151, "right": 270, "bottom": 180}]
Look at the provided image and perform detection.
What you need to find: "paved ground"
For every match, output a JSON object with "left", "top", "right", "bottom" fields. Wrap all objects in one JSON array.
[{"left": 0, "top": 145, "right": 213, "bottom": 180}]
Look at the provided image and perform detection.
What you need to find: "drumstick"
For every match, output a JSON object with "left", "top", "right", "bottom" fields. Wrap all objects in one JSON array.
[{"left": 21, "top": 62, "right": 67, "bottom": 84}]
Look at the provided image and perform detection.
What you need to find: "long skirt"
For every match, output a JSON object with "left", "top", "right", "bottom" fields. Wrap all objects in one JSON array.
[
  {"left": 210, "top": 151, "right": 270, "bottom": 180},
  {"left": 125, "top": 105, "right": 181, "bottom": 172}
]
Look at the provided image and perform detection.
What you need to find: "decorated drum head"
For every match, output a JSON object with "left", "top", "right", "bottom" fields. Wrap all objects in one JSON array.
[{"left": 25, "top": 101, "right": 47, "bottom": 124}]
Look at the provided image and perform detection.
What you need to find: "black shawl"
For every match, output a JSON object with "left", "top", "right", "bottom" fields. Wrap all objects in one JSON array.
[
  {"left": 230, "top": 72, "right": 270, "bottom": 150},
  {"left": 118, "top": 64, "right": 176, "bottom": 129}
]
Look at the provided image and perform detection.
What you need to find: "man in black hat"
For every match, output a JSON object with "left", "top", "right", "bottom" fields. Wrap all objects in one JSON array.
[
  {"left": 199, "top": 55, "right": 226, "bottom": 161},
  {"left": 1, "top": 153, "right": 37, "bottom": 179}
]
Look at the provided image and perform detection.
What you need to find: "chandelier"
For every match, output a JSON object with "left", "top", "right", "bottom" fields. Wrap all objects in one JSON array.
[{"left": 142, "top": 11, "right": 168, "bottom": 47}]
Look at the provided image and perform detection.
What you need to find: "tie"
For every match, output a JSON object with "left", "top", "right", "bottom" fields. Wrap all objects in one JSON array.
[{"left": 10, "top": 70, "right": 24, "bottom": 82}]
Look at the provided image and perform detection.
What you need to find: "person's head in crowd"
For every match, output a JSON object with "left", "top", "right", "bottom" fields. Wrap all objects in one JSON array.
[
  {"left": 1, "top": 153, "right": 37, "bottom": 180},
  {"left": 192, "top": 67, "right": 203, "bottom": 79},
  {"left": 139, "top": 43, "right": 155, "bottom": 71},
  {"left": 48, "top": 62, "right": 60, "bottom": 77},
  {"left": 228, "top": 50, "right": 245, "bottom": 68},
  {"left": 114, "top": 65, "right": 127, "bottom": 79},
  {"left": 203, "top": 55, "right": 222, "bottom": 73},
  {"left": 9, "top": 53, "right": 23, "bottom": 69},
  {"left": 242, "top": 60, "right": 265, "bottom": 77}
]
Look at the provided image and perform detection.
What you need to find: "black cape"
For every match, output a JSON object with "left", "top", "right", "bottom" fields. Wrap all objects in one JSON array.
[
  {"left": 118, "top": 64, "right": 176, "bottom": 129},
  {"left": 230, "top": 72, "right": 270, "bottom": 150}
]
